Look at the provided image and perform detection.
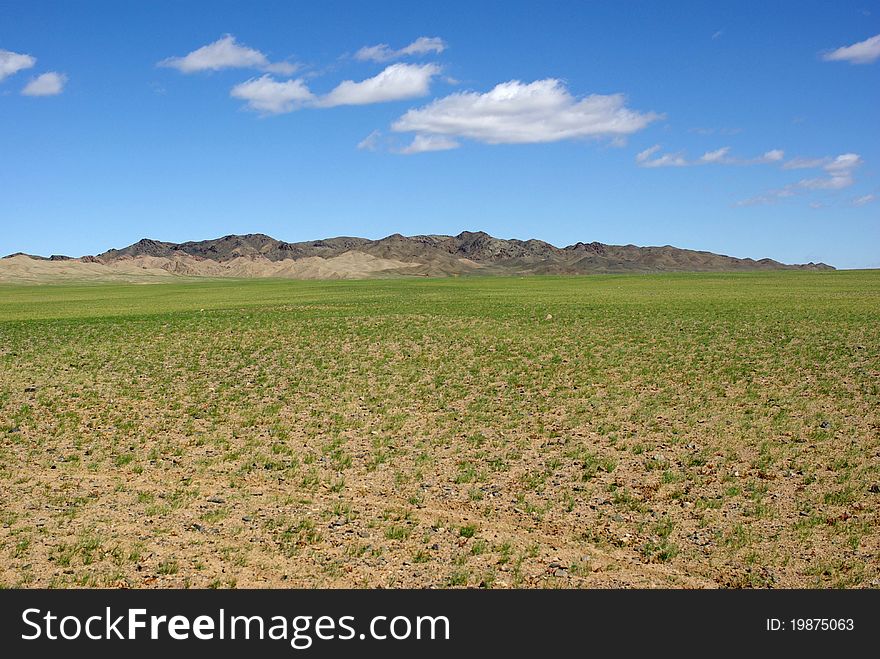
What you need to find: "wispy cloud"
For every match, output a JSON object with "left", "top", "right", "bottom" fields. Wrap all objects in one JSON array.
[
  {"left": 852, "top": 193, "right": 876, "bottom": 206},
  {"left": 160, "top": 35, "right": 297, "bottom": 74},
  {"left": 636, "top": 145, "right": 687, "bottom": 168},
  {"left": 357, "top": 129, "right": 382, "bottom": 151},
  {"left": 21, "top": 71, "right": 66, "bottom": 96},
  {"left": 0, "top": 48, "right": 36, "bottom": 82},
  {"left": 636, "top": 145, "right": 783, "bottom": 168},
  {"left": 319, "top": 63, "right": 440, "bottom": 107},
  {"left": 398, "top": 134, "right": 460, "bottom": 154},
  {"left": 799, "top": 153, "right": 862, "bottom": 190},
  {"left": 736, "top": 153, "right": 863, "bottom": 205},
  {"left": 689, "top": 127, "right": 743, "bottom": 136},
  {"left": 782, "top": 156, "right": 828, "bottom": 170},
  {"left": 230, "top": 75, "right": 314, "bottom": 114},
  {"left": 392, "top": 79, "right": 660, "bottom": 148},
  {"left": 355, "top": 37, "right": 446, "bottom": 63},
  {"left": 699, "top": 146, "right": 731, "bottom": 163},
  {"left": 822, "top": 33, "right": 880, "bottom": 64}
]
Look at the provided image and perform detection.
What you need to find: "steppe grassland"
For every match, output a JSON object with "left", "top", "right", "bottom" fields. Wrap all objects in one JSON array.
[{"left": 0, "top": 271, "right": 877, "bottom": 588}]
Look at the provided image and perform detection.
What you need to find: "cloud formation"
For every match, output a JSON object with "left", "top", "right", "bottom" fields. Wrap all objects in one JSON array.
[
  {"left": 160, "top": 35, "right": 296, "bottom": 74},
  {"left": 319, "top": 63, "right": 440, "bottom": 107},
  {"left": 21, "top": 71, "right": 66, "bottom": 96},
  {"left": 230, "top": 63, "right": 440, "bottom": 114},
  {"left": 355, "top": 37, "right": 446, "bottom": 62},
  {"left": 636, "top": 145, "right": 784, "bottom": 168},
  {"left": 229, "top": 62, "right": 441, "bottom": 115},
  {"left": 357, "top": 130, "right": 382, "bottom": 151},
  {"left": 399, "top": 134, "right": 460, "bottom": 154},
  {"left": 799, "top": 153, "right": 862, "bottom": 190},
  {"left": 230, "top": 75, "right": 314, "bottom": 114},
  {"left": 736, "top": 153, "right": 863, "bottom": 205},
  {"left": 0, "top": 48, "right": 36, "bottom": 82},
  {"left": 852, "top": 194, "right": 876, "bottom": 206},
  {"left": 782, "top": 156, "right": 828, "bottom": 170},
  {"left": 392, "top": 79, "right": 659, "bottom": 146},
  {"left": 636, "top": 145, "right": 687, "bottom": 167},
  {"left": 822, "top": 33, "right": 880, "bottom": 64}
]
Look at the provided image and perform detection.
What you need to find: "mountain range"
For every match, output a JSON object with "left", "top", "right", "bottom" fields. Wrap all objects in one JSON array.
[{"left": 1, "top": 231, "right": 834, "bottom": 283}]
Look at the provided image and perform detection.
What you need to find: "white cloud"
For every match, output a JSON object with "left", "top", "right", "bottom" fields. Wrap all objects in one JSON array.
[
  {"left": 159, "top": 35, "right": 296, "bottom": 74},
  {"left": 852, "top": 194, "right": 876, "bottom": 206},
  {"left": 355, "top": 37, "right": 446, "bottom": 62},
  {"left": 822, "top": 33, "right": 880, "bottom": 64},
  {"left": 637, "top": 145, "right": 784, "bottom": 168},
  {"left": 636, "top": 144, "right": 661, "bottom": 161},
  {"left": 782, "top": 157, "right": 828, "bottom": 170},
  {"left": 357, "top": 129, "right": 382, "bottom": 151},
  {"left": 399, "top": 134, "right": 460, "bottom": 154},
  {"left": 760, "top": 149, "right": 785, "bottom": 163},
  {"left": 0, "top": 48, "right": 36, "bottom": 82},
  {"left": 230, "top": 75, "right": 314, "bottom": 114},
  {"left": 21, "top": 71, "right": 66, "bottom": 96},
  {"left": 393, "top": 79, "right": 660, "bottom": 146},
  {"left": 230, "top": 64, "right": 440, "bottom": 116},
  {"left": 799, "top": 153, "right": 862, "bottom": 190},
  {"left": 699, "top": 147, "right": 731, "bottom": 163},
  {"left": 637, "top": 145, "right": 687, "bottom": 167},
  {"left": 737, "top": 153, "right": 863, "bottom": 205},
  {"left": 319, "top": 63, "right": 440, "bottom": 107}
]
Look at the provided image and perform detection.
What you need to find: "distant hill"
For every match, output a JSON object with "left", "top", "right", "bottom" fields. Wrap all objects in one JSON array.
[{"left": 1, "top": 231, "right": 834, "bottom": 282}]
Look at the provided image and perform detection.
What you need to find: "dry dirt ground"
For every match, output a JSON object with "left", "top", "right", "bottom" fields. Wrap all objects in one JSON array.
[{"left": 0, "top": 272, "right": 878, "bottom": 588}]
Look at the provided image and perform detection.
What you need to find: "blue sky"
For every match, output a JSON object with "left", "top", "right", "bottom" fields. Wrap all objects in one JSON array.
[{"left": 1, "top": 1, "right": 878, "bottom": 268}]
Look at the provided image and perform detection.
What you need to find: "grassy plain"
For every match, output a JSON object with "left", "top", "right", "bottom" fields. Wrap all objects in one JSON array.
[{"left": 1, "top": 271, "right": 878, "bottom": 588}]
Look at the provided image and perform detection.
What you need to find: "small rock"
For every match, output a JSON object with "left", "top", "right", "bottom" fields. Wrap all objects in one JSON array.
[
  {"left": 545, "top": 314, "right": 553, "bottom": 320},
  {"left": 190, "top": 523, "right": 204, "bottom": 532},
  {"left": 24, "top": 386, "right": 37, "bottom": 393},
  {"left": 207, "top": 496, "right": 225, "bottom": 504},
  {"left": 819, "top": 420, "right": 830, "bottom": 429},
  {"left": 242, "top": 516, "right": 253, "bottom": 522},
  {"left": 869, "top": 484, "right": 880, "bottom": 494},
  {"left": 8, "top": 427, "right": 20, "bottom": 434}
]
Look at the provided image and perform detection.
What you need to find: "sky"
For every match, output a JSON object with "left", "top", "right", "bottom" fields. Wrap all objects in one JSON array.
[{"left": 1, "top": 1, "right": 878, "bottom": 268}]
